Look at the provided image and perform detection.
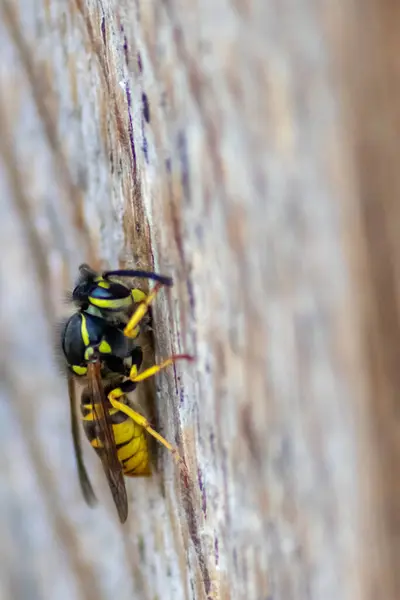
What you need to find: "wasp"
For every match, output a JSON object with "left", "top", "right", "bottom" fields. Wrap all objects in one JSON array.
[
  {"left": 62, "top": 263, "right": 173, "bottom": 378},
  {"left": 61, "top": 264, "right": 192, "bottom": 522}
]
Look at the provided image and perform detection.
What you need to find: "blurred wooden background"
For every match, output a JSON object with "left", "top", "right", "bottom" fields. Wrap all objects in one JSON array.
[{"left": 0, "top": 0, "right": 399, "bottom": 599}]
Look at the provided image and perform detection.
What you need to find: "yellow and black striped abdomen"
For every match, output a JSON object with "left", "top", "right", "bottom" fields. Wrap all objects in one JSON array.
[{"left": 81, "top": 403, "right": 151, "bottom": 477}]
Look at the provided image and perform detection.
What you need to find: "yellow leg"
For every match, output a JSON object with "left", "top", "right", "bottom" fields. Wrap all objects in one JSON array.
[
  {"left": 128, "top": 325, "right": 140, "bottom": 340},
  {"left": 108, "top": 388, "right": 185, "bottom": 469},
  {"left": 125, "top": 289, "right": 148, "bottom": 340},
  {"left": 124, "top": 282, "right": 164, "bottom": 338},
  {"left": 128, "top": 354, "right": 194, "bottom": 383}
]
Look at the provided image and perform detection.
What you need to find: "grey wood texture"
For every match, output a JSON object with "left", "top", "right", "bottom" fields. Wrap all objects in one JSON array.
[{"left": 0, "top": 1, "right": 399, "bottom": 600}]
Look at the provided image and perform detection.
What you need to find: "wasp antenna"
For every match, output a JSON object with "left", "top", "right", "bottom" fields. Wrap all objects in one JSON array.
[{"left": 103, "top": 269, "right": 173, "bottom": 287}]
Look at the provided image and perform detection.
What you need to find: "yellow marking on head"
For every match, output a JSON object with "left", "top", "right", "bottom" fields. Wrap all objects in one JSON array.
[
  {"left": 99, "top": 340, "right": 111, "bottom": 354},
  {"left": 80, "top": 314, "right": 90, "bottom": 346},
  {"left": 131, "top": 289, "right": 147, "bottom": 303},
  {"left": 97, "top": 280, "right": 110, "bottom": 289},
  {"left": 89, "top": 296, "right": 132, "bottom": 309},
  {"left": 72, "top": 365, "right": 87, "bottom": 376}
]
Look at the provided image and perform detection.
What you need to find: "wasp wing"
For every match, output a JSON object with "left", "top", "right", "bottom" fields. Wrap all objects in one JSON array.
[
  {"left": 67, "top": 372, "right": 97, "bottom": 506},
  {"left": 87, "top": 361, "right": 128, "bottom": 523}
]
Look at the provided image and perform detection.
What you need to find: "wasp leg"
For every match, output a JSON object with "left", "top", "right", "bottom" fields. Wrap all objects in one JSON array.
[
  {"left": 108, "top": 387, "right": 184, "bottom": 468},
  {"left": 128, "top": 354, "right": 194, "bottom": 383},
  {"left": 124, "top": 289, "right": 148, "bottom": 339},
  {"left": 109, "top": 354, "right": 193, "bottom": 467},
  {"left": 124, "top": 282, "right": 165, "bottom": 338}
]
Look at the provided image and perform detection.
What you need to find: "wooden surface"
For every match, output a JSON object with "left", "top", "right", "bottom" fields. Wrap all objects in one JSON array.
[{"left": 0, "top": 0, "right": 399, "bottom": 599}]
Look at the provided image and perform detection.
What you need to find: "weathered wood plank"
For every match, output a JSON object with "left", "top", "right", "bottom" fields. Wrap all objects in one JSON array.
[{"left": 0, "top": 0, "right": 399, "bottom": 599}]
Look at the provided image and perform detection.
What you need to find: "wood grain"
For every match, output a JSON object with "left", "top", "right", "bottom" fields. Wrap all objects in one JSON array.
[{"left": 0, "top": 0, "right": 399, "bottom": 599}]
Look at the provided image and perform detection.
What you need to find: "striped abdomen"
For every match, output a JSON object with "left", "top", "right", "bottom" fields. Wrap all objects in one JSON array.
[{"left": 81, "top": 402, "right": 151, "bottom": 476}]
